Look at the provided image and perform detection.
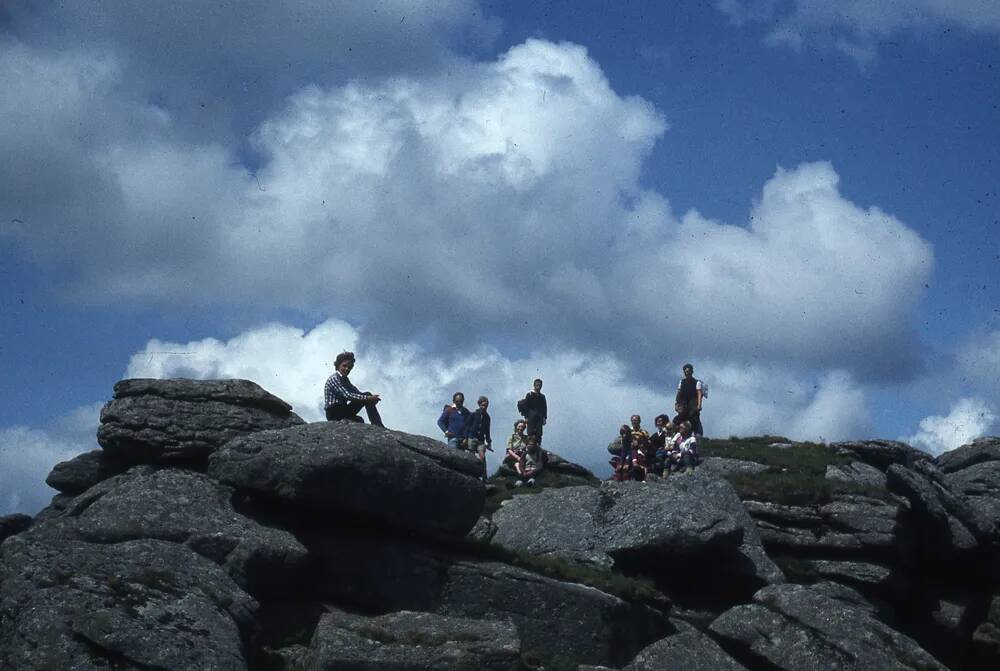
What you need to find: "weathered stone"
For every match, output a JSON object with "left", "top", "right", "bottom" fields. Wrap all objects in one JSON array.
[
  {"left": 0, "top": 514, "right": 31, "bottom": 543},
  {"left": 32, "top": 492, "right": 75, "bottom": 523},
  {"left": 306, "top": 531, "right": 669, "bottom": 669},
  {"left": 832, "top": 439, "right": 932, "bottom": 470},
  {"left": 745, "top": 495, "right": 907, "bottom": 560},
  {"left": 209, "top": 421, "right": 485, "bottom": 539},
  {"left": 825, "top": 461, "right": 888, "bottom": 489},
  {"left": 887, "top": 464, "right": 982, "bottom": 558},
  {"left": 810, "top": 580, "right": 895, "bottom": 623},
  {"left": 700, "top": 456, "right": 770, "bottom": 476},
  {"left": 804, "top": 559, "right": 906, "bottom": 599},
  {"left": 946, "top": 460, "right": 1000, "bottom": 522},
  {"left": 623, "top": 620, "right": 748, "bottom": 670},
  {"left": 467, "top": 514, "right": 498, "bottom": 543},
  {"left": 710, "top": 584, "right": 947, "bottom": 670},
  {"left": 303, "top": 608, "right": 522, "bottom": 671},
  {"left": 545, "top": 450, "right": 599, "bottom": 480},
  {"left": 0, "top": 534, "right": 257, "bottom": 670},
  {"left": 492, "top": 475, "right": 782, "bottom": 590},
  {"left": 34, "top": 466, "right": 308, "bottom": 596},
  {"left": 972, "top": 596, "right": 1000, "bottom": 666},
  {"left": 98, "top": 378, "right": 305, "bottom": 464},
  {"left": 45, "top": 449, "right": 130, "bottom": 494},
  {"left": 937, "top": 436, "right": 1000, "bottom": 474}
]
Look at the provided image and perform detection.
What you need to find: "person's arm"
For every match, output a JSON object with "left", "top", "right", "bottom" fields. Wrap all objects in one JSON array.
[
  {"left": 437, "top": 409, "right": 450, "bottom": 436},
  {"left": 484, "top": 414, "right": 492, "bottom": 448},
  {"left": 328, "top": 375, "right": 370, "bottom": 403},
  {"left": 541, "top": 394, "right": 547, "bottom": 423},
  {"left": 696, "top": 380, "right": 703, "bottom": 412}
]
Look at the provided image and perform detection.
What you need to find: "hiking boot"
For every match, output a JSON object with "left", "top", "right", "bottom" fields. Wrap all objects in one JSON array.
[
  {"left": 514, "top": 479, "right": 524, "bottom": 488},
  {"left": 526, "top": 478, "right": 535, "bottom": 486}
]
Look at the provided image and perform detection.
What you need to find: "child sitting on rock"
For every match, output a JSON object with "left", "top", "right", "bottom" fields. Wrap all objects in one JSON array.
[
  {"left": 515, "top": 435, "right": 545, "bottom": 487},
  {"left": 669, "top": 421, "right": 699, "bottom": 473}
]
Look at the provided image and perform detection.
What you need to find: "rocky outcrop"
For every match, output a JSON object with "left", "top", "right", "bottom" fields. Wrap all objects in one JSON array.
[
  {"left": 305, "top": 530, "right": 670, "bottom": 668},
  {"left": 5, "top": 379, "right": 1000, "bottom": 670},
  {"left": 710, "top": 584, "right": 948, "bottom": 670},
  {"left": 745, "top": 495, "right": 908, "bottom": 560},
  {"left": 0, "top": 535, "right": 257, "bottom": 670},
  {"left": 208, "top": 421, "right": 485, "bottom": 539},
  {"left": 832, "top": 439, "right": 932, "bottom": 470},
  {"left": 303, "top": 609, "right": 523, "bottom": 670},
  {"left": 97, "top": 378, "right": 305, "bottom": 464},
  {"left": 490, "top": 473, "right": 782, "bottom": 611},
  {"left": 32, "top": 466, "right": 309, "bottom": 596},
  {"left": 937, "top": 436, "right": 1000, "bottom": 474}
]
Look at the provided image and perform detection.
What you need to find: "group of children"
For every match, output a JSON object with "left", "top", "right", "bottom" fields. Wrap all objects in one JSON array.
[{"left": 610, "top": 407, "right": 701, "bottom": 481}]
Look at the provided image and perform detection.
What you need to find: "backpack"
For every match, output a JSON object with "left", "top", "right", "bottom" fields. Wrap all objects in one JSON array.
[{"left": 700, "top": 381, "right": 709, "bottom": 400}]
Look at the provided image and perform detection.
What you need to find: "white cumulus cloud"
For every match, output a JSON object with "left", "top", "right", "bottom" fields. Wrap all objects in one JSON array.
[
  {"left": 0, "top": 403, "right": 102, "bottom": 515},
  {"left": 903, "top": 397, "right": 998, "bottom": 456}
]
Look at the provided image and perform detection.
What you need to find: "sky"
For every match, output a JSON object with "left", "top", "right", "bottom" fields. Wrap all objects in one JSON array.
[{"left": 1, "top": 1, "right": 999, "bottom": 514}]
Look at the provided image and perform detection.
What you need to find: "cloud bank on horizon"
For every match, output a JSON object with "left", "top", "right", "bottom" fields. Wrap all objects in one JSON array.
[{"left": 1, "top": 1, "right": 997, "bottom": 514}]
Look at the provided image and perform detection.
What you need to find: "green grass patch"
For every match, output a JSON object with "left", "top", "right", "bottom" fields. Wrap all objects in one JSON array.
[{"left": 699, "top": 437, "right": 892, "bottom": 505}]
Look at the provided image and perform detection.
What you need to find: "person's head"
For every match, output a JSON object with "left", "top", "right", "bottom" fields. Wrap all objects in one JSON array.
[
  {"left": 514, "top": 420, "right": 527, "bottom": 434},
  {"left": 654, "top": 414, "right": 668, "bottom": 429},
  {"left": 477, "top": 396, "right": 489, "bottom": 410},
  {"left": 620, "top": 424, "right": 631, "bottom": 436},
  {"left": 533, "top": 378, "right": 543, "bottom": 392},
  {"left": 452, "top": 392, "right": 465, "bottom": 407},
  {"left": 630, "top": 414, "right": 641, "bottom": 429},
  {"left": 683, "top": 363, "right": 694, "bottom": 378},
  {"left": 335, "top": 351, "right": 356, "bottom": 376},
  {"left": 674, "top": 400, "right": 686, "bottom": 414},
  {"left": 680, "top": 421, "right": 692, "bottom": 436},
  {"left": 525, "top": 435, "right": 539, "bottom": 451}
]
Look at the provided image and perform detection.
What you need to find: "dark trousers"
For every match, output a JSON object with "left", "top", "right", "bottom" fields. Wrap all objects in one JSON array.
[
  {"left": 525, "top": 413, "right": 544, "bottom": 443},
  {"left": 326, "top": 400, "right": 384, "bottom": 427}
]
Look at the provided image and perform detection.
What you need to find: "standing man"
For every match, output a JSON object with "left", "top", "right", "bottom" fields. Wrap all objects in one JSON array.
[
  {"left": 518, "top": 378, "right": 548, "bottom": 445},
  {"left": 437, "top": 392, "right": 471, "bottom": 449},
  {"left": 676, "top": 363, "right": 704, "bottom": 436},
  {"left": 466, "top": 396, "right": 493, "bottom": 480},
  {"left": 324, "top": 351, "right": 384, "bottom": 426}
]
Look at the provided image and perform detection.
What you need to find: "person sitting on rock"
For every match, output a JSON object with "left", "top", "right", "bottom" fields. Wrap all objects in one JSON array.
[
  {"left": 627, "top": 415, "right": 650, "bottom": 481},
  {"left": 324, "top": 351, "right": 384, "bottom": 426},
  {"left": 505, "top": 420, "right": 527, "bottom": 465},
  {"left": 670, "top": 420, "right": 699, "bottom": 473},
  {"left": 609, "top": 454, "right": 630, "bottom": 482},
  {"left": 649, "top": 414, "right": 673, "bottom": 476},
  {"left": 466, "top": 396, "right": 493, "bottom": 480},
  {"left": 516, "top": 435, "right": 545, "bottom": 487},
  {"left": 437, "top": 392, "right": 471, "bottom": 450}
]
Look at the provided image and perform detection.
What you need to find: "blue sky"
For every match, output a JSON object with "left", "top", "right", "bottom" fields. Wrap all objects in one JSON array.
[{"left": 1, "top": 1, "right": 999, "bottom": 513}]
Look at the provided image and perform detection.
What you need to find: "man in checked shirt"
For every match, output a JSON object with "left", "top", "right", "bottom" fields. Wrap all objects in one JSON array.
[{"left": 324, "top": 351, "right": 384, "bottom": 426}]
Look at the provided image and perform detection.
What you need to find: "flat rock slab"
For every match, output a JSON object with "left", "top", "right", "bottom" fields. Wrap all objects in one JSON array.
[
  {"left": 745, "top": 495, "right": 907, "bottom": 560},
  {"left": 937, "top": 436, "right": 1000, "bottom": 474},
  {"left": 710, "top": 583, "right": 948, "bottom": 671},
  {"left": 825, "top": 461, "right": 887, "bottom": 489},
  {"left": 35, "top": 466, "right": 308, "bottom": 596},
  {"left": 832, "top": 440, "right": 932, "bottom": 470},
  {"left": 491, "top": 474, "right": 783, "bottom": 589},
  {"left": 700, "top": 457, "right": 770, "bottom": 476},
  {"left": 303, "top": 608, "right": 522, "bottom": 671},
  {"left": 209, "top": 421, "right": 485, "bottom": 539},
  {"left": 0, "top": 535, "right": 257, "bottom": 670},
  {"left": 98, "top": 378, "right": 305, "bottom": 464}
]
